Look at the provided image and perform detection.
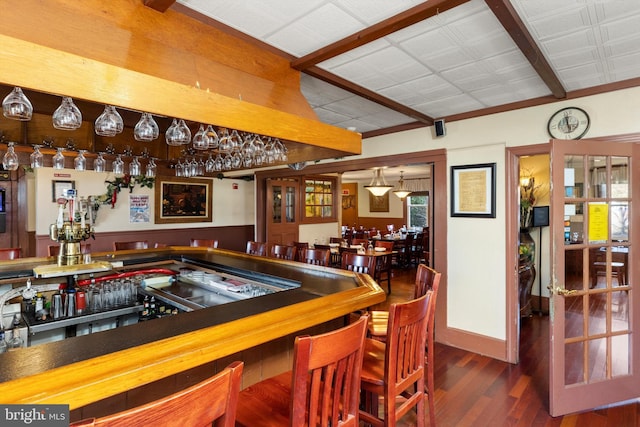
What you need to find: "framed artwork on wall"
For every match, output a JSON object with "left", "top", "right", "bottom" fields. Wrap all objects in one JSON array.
[
  {"left": 155, "top": 176, "right": 212, "bottom": 224},
  {"left": 450, "top": 163, "right": 496, "bottom": 218},
  {"left": 369, "top": 191, "right": 389, "bottom": 213},
  {"left": 52, "top": 180, "right": 75, "bottom": 202}
]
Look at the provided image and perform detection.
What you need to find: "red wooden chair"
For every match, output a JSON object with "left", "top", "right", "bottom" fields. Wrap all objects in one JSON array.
[
  {"left": 341, "top": 251, "right": 376, "bottom": 278},
  {"left": 0, "top": 248, "right": 21, "bottom": 260},
  {"left": 235, "top": 316, "right": 368, "bottom": 426},
  {"left": 360, "top": 292, "right": 432, "bottom": 427},
  {"left": 245, "top": 241, "right": 266, "bottom": 256},
  {"left": 367, "top": 264, "right": 442, "bottom": 426},
  {"left": 190, "top": 238, "right": 219, "bottom": 248},
  {"left": 70, "top": 361, "right": 243, "bottom": 427},
  {"left": 292, "top": 241, "right": 309, "bottom": 262},
  {"left": 302, "top": 248, "right": 331, "bottom": 266},
  {"left": 268, "top": 243, "right": 296, "bottom": 261},
  {"left": 113, "top": 240, "right": 148, "bottom": 251},
  {"left": 373, "top": 240, "right": 394, "bottom": 294}
]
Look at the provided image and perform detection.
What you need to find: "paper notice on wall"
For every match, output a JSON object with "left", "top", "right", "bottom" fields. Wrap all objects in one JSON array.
[
  {"left": 130, "top": 195, "right": 150, "bottom": 223},
  {"left": 588, "top": 202, "right": 608, "bottom": 243}
]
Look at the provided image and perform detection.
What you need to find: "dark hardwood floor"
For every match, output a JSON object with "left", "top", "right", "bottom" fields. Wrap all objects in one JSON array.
[{"left": 367, "top": 267, "right": 640, "bottom": 427}]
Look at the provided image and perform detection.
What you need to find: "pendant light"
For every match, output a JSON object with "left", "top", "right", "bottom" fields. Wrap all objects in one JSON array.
[
  {"left": 364, "top": 168, "right": 393, "bottom": 197},
  {"left": 392, "top": 170, "right": 412, "bottom": 199}
]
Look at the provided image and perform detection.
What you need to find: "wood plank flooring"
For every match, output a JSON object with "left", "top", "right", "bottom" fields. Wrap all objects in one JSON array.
[{"left": 368, "top": 267, "right": 640, "bottom": 426}]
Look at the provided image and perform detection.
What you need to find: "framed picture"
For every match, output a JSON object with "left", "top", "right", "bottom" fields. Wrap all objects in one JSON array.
[
  {"left": 450, "top": 163, "right": 496, "bottom": 218},
  {"left": 155, "top": 176, "right": 212, "bottom": 224},
  {"left": 369, "top": 191, "right": 389, "bottom": 213},
  {"left": 52, "top": 180, "right": 75, "bottom": 202}
]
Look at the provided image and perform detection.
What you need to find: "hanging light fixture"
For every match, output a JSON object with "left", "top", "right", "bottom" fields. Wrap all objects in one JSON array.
[
  {"left": 364, "top": 168, "right": 393, "bottom": 197},
  {"left": 392, "top": 170, "right": 412, "bottom": 199}
]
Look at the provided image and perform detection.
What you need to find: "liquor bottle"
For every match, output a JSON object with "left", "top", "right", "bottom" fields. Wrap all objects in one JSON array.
[
  {"left": 149, "top": 296, "right": 156, "bottom": 318},
  {"left": 141, "top": 295, "right": 150, "bottom": 320}
]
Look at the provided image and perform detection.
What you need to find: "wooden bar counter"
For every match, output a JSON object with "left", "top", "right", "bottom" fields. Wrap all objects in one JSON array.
[{"left": 0, "top": 247, "right": 385, "bottom": 415}]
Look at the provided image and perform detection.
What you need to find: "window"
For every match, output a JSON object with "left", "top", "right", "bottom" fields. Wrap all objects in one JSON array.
[
  {"left": 304, "top": 177, "right": 336, "bottom": 222},
  {"left": 407, "top": 192, "right": 429, "bottom": 229}
]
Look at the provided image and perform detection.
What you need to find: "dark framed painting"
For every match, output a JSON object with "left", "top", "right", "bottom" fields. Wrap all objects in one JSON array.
[
  {"left": 450, "top": 163, "right": 496, "bottom": 218},
  {"left": 155, "top": 176, "right": 212, "bottom": 224},
  {"left": 369, "top": 191, "right": 389, "bottom": 213}
]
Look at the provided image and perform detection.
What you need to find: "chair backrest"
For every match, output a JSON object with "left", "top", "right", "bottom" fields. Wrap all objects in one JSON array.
[
  {"left": 351, "top": 238, "right": 368, "bottom": 246},
  {"left": 385, "top": 292, "right": 432, "bottom": 406},
  {"left": 373, "top": 240, "right": 394, "bottom": 251},
  {"left": 292, "top": 241, "right": 309, "bottom": 262},
  {"left": 329, "top": 237, "right": 343, "bottom": 244},
  {"left": 113, "top": 241, "right": 148, "bottom": 251},
  {"left": 302, "top": 248, "right": 331, "bottom": 266},
  {"left": 190, "top": 238, "right": 219, "bottom": 248},
  {"left": 341, "top": 252, "right": 376, "bottom": 277},
  {"left": 313, "top": 243, "right": 331, "bottom": 250},
  {"left": 290, "top": 315, "right": 368, "bottom": 427},
  {"left": 414, "top": 263, "right": 442, "bottom": 300},
  {"left": 268, "top": 243, "right": 296, "bottom": 261},
  {"left": 0, "top": 248, "right": 21, "bottom": 260},
  {"left": 70, "top": 361, "right": 243, "bottom": 427},
  {"left": 246, "top": 241, "right": 266, "bottom": 256}
]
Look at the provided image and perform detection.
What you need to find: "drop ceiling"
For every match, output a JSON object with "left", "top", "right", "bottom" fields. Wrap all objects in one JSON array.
[{"left": 168, "top": 0, "right": 640, "bottom": 139}]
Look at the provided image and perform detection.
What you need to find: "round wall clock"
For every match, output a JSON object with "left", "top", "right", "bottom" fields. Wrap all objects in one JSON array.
[{"left": 547, "top": 107, "right": 590, "bottom": 140}]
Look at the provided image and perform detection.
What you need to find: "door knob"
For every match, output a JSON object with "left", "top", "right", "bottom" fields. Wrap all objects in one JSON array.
[{"left": 547, "top": 284, "right": 577, "bottom": 296}]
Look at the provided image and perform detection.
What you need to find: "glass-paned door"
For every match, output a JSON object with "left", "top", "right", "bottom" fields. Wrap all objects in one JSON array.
[
  {"left": 550, "top": 139, "right": 638, "bottom": 416},
  {"left": 266, "top": 179, "right": 299, "bottom": 245}
]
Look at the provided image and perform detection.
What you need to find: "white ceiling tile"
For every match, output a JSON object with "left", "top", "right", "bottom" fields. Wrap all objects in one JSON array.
[{"left": 334, "top": 0, "right": 425, "bottom": 25}]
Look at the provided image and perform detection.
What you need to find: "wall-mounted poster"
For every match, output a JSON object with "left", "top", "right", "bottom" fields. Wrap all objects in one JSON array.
[
  {"left": 130, "top": 195, "right": 150, "bottom": 223},
  {"left": 155, "top": 176, "right": 213, "bottom": 224}
]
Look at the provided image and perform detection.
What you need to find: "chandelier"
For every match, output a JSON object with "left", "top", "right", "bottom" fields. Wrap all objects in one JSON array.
[
  {"left": 364, "top": 168, "right": 393, "bottom": 197},
  {"left": 392, "top": 170, "right": 412, "bottom": 199}
]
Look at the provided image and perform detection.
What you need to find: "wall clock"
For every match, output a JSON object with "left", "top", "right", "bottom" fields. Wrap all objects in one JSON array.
[{"left": 547, "top": 107, "right": 590, "bottom": 140}]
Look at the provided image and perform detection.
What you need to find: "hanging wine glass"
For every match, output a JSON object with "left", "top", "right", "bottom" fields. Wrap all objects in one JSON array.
[
  {"left": 223, "top": 153, "right": 233, "bottom": 170},
  {"left": 206, "top": 125, "right": 219, "bottom": 149},
  {"left": 134, "top": 112, "right": 159, "bottom": 141},
  {"left": 2, "top": 87, "right": 33, "bottom": 121},
  {"left": 94, "top": 152, "right": 106, "bottom": 172},
  {"left": 74, "top": 150, "right": 87, "bottom": 171},
  {"left": 229, "top": 130, "right": 242, "bottom": 151},
  {"left": 145, "top": 158, "right": 157, "bottom": 178},
  {"left": 95, "top": 105, "right": 124, "bottom": 137},
  {"left": 192, "top": 124, "right": 208, "bottom": 150},
  {"left": 112, "top": 154, "right": 124, "bottom": 176},
  {"left": 205, "top": 154, "right": 214, "bottom": 173},
  {"left": 53, "top": 147, "right": 66, "bottom": 169},
  {"left": 174, "top": 159, "right": 184, "bottom": 177},
  {"left": 196, "top": 158, "right": 205, "bottom": 176},
  {"left": 218, "top": 128, "right": 232, "bottom": 152},
  {"left": 231, "top": 151, "right": 242, "bottom": 169},
  {"left": 30, "top": 145, "right": 44, "bottom": 169},
  {"left": 2, "top": 142, "right": 19, "bottom": 171},
  {"left": 165, "top": 119, "right": 181, "bottom": 146},
  {"left": 129, "top": 156, "right": 141, "bottom": 176},
  {"left": 176, "top": 119, "right": 192, "bottom": 145},
  {"left": 52, "top": 97, "right": 82, "bottom": 130},
  {"left": 214, "top": 154, "right": 223, "bottom": 172}
]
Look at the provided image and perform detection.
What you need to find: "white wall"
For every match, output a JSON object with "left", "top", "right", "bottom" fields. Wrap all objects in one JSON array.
[
  {"left": 314, "top": 86, "right": 640, "bottom": 342},
  {"left": 31, "top": 168, "right": 254, "bottom": 234}
]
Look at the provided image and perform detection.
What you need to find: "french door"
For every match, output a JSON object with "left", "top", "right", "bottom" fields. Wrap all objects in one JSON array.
[
  {"left": 266, "top": 179, "right": 299, "bottom": 245},
  {"left": 549, "top": 138, "right": 639, "bottom": 415}
]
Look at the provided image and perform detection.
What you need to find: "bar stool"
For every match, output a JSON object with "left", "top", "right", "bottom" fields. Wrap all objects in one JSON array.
[
  {"left": 113, "top": 240, "right": 148, "bottom": 250},
  {"left": 268, "top": 243, "right": 297, "bottom": 260},
  {"left": 70, "top": 361, "right": 243, "bottom": 427},
  {"left": 246, "top": 241, "right": 266, "bottom": 256},
  {"left": 360, "top": 292, "right": 432, "bottom": 427},
  {"left": 0, "top": 248, "right": 21, "bottom": 260},
  {"left": 367, "top": 264, "right": 441, "bottom": 427},
  {"left": 301, "top": 247, "right": 331, "bottom": 266},
  {"left": 235, "top": 315, "right": 368, "bottom": 426},
  {"left": 190, "top": 238, "right": 219, "bottom": 248}
]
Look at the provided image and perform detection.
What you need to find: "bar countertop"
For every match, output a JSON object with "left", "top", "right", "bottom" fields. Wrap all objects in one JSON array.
[{"left": 0, "top": 247, "right": 385, "bottom": 409}]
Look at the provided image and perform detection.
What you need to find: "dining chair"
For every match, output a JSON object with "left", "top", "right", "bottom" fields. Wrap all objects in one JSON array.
[
  {"left": 341, "top": 251, "right": 376, "bottom": 278},
  {"left": 245, "top": 241, "right": 266, "bottom": 256},
  {"left": 373, "top": 240, "right": 394, "bottom": 294},
  {"left": 70, "top": 361, "right": 243, "bottom": 427},
  {"left": 360, "top": 292, "right": 432, "bottom": 427},
  {"left": 268, "top": 243, "right": 297, "bottom": 261},
  {"left": 0, "top": 248, "right": 21, "bottom": 260},
  {"left": 292, "top": 241, "right": 308, "bottom": 262},
  {"left": 235, "top": 315, "right": 368, "bottom": 427},
  {"left": 410, "top": 232, "right": 425, "bottom": 267},
  {"left": 351, "top": 238, "right": 369, "bottom": 247},
  {"left": 190, "top": 238, "right": 219, "bottom": 248},
  {"left": 302, "top": 247, "right": 331, "bottom": 266},
  {"left": 367, "top": 264, "right": 442, "bottom": 427},
  {"left": 113, "top": 240, "right": 148, "bottom": 251}
]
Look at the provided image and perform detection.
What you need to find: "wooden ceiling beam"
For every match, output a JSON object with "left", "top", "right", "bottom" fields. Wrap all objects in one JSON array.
[
  {"left": 291, "top": 0, "right": 470, "bottom": 70},
  {"left": 485, "top": 0, "right": 566, "bottom": 99},
  {"left": 143, "top": 0, "right": 176, "bottom": 13},
  {"left": 304, "top": 66, "right": 434, "bottom": 125}
]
